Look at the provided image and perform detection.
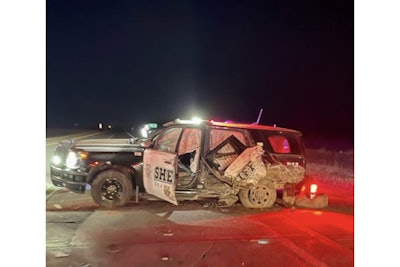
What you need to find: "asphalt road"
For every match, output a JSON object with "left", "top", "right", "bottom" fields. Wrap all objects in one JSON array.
[{"left": 46, "top": 130, "right": 354, "bottom": 267}]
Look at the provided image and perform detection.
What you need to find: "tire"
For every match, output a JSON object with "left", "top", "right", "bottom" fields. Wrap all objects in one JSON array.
[
  {"left": 239, "top": 179, "right": 277, "bottom": 209},
  {"left": 91, "top": 170, "right": 133, "bottom": 208}
]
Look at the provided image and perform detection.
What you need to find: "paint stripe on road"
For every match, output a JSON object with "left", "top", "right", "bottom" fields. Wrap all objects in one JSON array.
[
  {"left": 46, "top": 132, "right": 103, "bottom": 147},
  {"left": 247, "top": 219, "right": 329, "bottom": 267}
]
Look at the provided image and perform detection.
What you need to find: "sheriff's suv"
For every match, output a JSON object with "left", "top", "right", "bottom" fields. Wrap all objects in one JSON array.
[{"left": 51, "top": 119, "right": 327, "bottom": 209}]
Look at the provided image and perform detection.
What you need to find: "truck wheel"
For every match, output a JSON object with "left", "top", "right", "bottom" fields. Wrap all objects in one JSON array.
[
  {"left": 239, "top": 179, "right": 277, "bottom": 209},
  {"left": 91, "top": 170, "right": 133, "bottom": 208}
]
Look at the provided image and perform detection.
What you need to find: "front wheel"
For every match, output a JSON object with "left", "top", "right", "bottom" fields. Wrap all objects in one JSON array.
[
  {"left": 91, "top": 170, "right": 133, "bottom": 208},
  {"left": 239, "top": 179, "right": 277, "bottom": 209}
]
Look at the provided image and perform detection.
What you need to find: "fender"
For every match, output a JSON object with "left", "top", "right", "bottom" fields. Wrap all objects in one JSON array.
[{"left": 88, "top": 163, "right": 136, "bottom": 187}]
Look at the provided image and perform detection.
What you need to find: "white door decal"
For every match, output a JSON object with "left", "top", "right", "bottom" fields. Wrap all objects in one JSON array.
[{"left": 143, "top": 149, "right": 178, "bottom": 205}]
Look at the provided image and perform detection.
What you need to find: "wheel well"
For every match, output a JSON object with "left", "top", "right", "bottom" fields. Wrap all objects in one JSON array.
[{"left": 88, "top": 164, "right": 136, "bottom": 187}]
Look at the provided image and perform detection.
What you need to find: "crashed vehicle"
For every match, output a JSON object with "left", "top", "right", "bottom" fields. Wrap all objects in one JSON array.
[{"left": 50, "top": 119, "right": 328, "bottom": 209}]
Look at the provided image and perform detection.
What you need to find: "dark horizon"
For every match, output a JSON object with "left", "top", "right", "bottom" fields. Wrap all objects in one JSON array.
[{"left": 46, "top": 0, "right": 354, "bottom": 143}]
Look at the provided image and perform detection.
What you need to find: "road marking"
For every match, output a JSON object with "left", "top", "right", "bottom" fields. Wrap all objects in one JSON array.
[
  {"left": 246, "top": 218, "right": 329, "bottom": 267},
  {"left": 46, "top": 132, "right": 103, "bottom": 147},
  {"left": 283, "top": 213, "right": 354, "bottom": 256},
  {"left": 46, "top": 190, "right": 58, "bottom": 202}
]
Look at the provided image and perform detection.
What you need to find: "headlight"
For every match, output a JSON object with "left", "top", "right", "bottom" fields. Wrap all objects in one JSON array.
[
  {"left": 52, "top": 155, "right": 62, "bottom": 166},
  {"left": 66, "top": 151, "right": 79, "bottom": 169}
]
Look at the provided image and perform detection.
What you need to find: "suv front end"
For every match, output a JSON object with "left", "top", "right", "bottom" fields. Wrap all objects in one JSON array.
[{"left": 50, "top": 141, "right": 89, "bottom": 193}]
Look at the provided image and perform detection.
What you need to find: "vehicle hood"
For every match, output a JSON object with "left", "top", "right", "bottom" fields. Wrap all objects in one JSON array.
[{"left": 61, "top": 138, "right": 149, "bottom": 153}]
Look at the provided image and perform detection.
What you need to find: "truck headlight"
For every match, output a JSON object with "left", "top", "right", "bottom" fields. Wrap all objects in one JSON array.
[
  {"left": 66, "top": 151, "right": 79, "bottom": 169},
  {"left": 52, "top": 155, "right": 62, "bottom": 166}
]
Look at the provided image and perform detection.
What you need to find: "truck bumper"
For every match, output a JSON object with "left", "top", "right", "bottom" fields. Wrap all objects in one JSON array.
[{"left": 50, "top": 165, "right": 88, "bottom": 193}]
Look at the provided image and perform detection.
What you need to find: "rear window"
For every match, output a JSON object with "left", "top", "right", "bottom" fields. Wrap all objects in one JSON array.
[
  {"left": 268, "top": 135, "right": 291, "bottom": 153},
  {"left": 249, "top": 129, "right": 303, "bottom": 154}
]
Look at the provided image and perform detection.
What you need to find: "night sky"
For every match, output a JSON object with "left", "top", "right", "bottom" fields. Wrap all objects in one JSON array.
[{"left": 46, "top": 0, "right": 354, "bottom": 142}]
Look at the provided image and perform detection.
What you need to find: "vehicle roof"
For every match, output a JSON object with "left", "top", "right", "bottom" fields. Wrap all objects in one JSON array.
[{"left": 164, "top": 119, "right": 301, "bottom": 134}]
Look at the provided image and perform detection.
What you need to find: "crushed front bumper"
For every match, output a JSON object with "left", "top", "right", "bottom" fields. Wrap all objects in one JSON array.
[{"left": 50, "top": 165, "right": 88, "bottom": 193}]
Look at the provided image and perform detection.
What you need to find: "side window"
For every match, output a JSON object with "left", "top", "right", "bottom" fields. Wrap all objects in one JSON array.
[
  {"left": 210, "top": 129, "right": 247, "bottom": 150},
  {"left": 178, "top": 128, "right": 202, "bottom": 173},
  {"left": 155, "top": 127, "right": 182, "bottom": 153},
  {"left": 268, "top": 135, "right": 291, "bottom": 153}
]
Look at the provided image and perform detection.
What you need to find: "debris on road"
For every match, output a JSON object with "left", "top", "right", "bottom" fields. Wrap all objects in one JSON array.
[
  {"left": 55, "top": 251, "right": 70, "bottom": 258},
  {"left": 162, "top": 229, "right": 174, "bottom": 236},
  {"left": 295, "top": 194, "right": 328, "bottom": 208},
  {"left": 106, "top": 243, "right": 123, "bottom": 254}
]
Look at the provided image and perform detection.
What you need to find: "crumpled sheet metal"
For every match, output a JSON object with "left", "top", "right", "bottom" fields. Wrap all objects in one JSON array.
[
  {"left": 223, "top": 145, "right": 305, "bottom": 189},
  {"left": 224, "top": 146, "right": 266, "bottom": 189},
  {"left": 203, "top": 175, "right": 240, "bottom": 206},
  {"left": 264, "top": 163, "right": 305, "bottom": 188},
  {"left": 224, "top": 146, "right": 266, "bottom": 178}
]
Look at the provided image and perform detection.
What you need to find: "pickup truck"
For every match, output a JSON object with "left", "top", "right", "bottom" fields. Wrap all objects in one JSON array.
[{"left": 50, "top": 119, "right": 328, "bottom": 209}]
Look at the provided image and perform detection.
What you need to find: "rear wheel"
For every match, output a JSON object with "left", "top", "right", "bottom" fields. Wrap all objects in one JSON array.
[
  {"left": 91, "top": 170, "right": 133, "bottom": 208},
  {"left": 239, "top": 179, "right": 277, "bottom": 208}
]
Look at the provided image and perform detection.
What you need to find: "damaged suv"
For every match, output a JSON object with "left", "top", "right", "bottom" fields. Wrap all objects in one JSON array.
[{"left": 50, "top": 119, "right": 328, "bottom": 209}]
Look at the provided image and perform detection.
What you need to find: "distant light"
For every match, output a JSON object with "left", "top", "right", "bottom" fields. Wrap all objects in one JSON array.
[
  {"left": 176, "top": 117, "right": 202, "bottom": 124},
  {"left": 99, "top": 123, "right": 103, "bottom": 129},
  {"left": 108, "top": 125, "right": 112, "bottom": 129},
  {"left": 141, "top": 128, "right": 148, "bottom": 138},
  {"left": 191, "top": 117, "right": 202, "bottom": 124},
  {"left": 148, "top": 123, "right": 158, "bottom": 128}
]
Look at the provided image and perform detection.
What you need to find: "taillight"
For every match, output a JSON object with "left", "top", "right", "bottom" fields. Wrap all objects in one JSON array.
[{"left": 310, "top": 184, "right": 318, "bottom": 199}]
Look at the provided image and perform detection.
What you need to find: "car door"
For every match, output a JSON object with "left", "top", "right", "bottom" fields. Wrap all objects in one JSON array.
[{"left": 143, "top": 127, "right": 182, "bottom": 205}]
